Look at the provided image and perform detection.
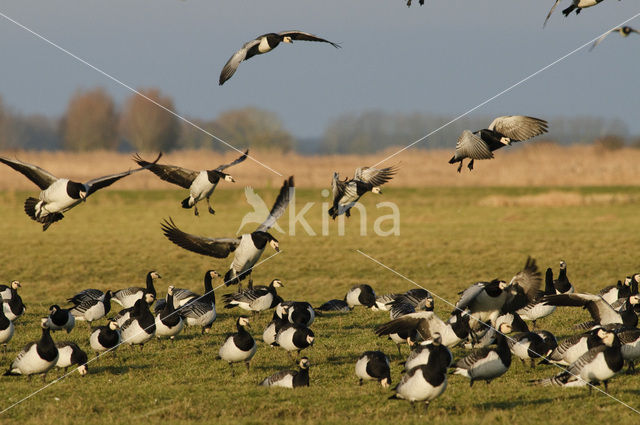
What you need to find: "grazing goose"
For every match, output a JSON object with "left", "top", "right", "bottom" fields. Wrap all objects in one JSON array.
[
  {"left": 0, "top": 295, "right": 15, "bottom": 353},
  {"left": 45, "top": 305, "right": 75, "bottom": 333},
  {"left": 273, "top": 323, "right": 315, "bottom": 362},
  {"left": 591, "top": 26, "right": 640, "bottom": 51},
  {"left": 223, "top": 279, "right": 283, "bottom": 313},
  {"left": 316, "top": 299, "right": 351, "bottom": 312},
  {"left": 120, "top": 297, "right": 156, "bottom": 349},
  {"left": 70, "top": 290, "right": 113, "bottom": 326},
  {"left": 180, "top": 293, "right": 217, "bottom": 334},
  {"left": 449, "top": 116, "right": 548, "bottom": 172},
  {"left": 67, "top": 288, "right": 104, "bottom": 306},
  {"left": 345, "top": 284, "right": 377, "bottom": 309},
  {"left": 404, "top": 334, "right": 453, "bottom": 372},
  {"left": 542, "top": 293, "right": 639, "bottom": 328},
  {"left": 1, "top": 280, "right": 25, "bottom": 322},
  {"left": 162, "top": 176, "right": 294, "bottom": 287},
  {"left": 260, "top": 357, "right": 310, "bottom": 388},
  {"left": 374, "top": 293, "right": 401, "bottom": 311},
  {"left": 282, "top": 301, "right": 315, "bottom": 327},
  {"left": 544, "top": 0, "right": 606, "bottom": 27},
  {"left": 452, "top": 322, "right": 513, "bottom": 386},
  {"left": 533, "top": 330, "right": 623, "bottom": 391},
  {"left": 4, "top": 318, "right": 58, "bottom": 381},
  {"left": 154, "top": 270, "right": 220, "bottom": 313},
  {"left": 218, "top": 317, "right": 257, "bottom": 375},
  {"left": 0, "top": 154, "right": 160, "bottom": 230},
  {"left": 133, "top": 151, "right": 247, "bottom": 216},
  {"left": 155, "top": 286, "right": 184, "bottom": 340},
  {"left": 219, "top": 31, "right": 340, "bottom": 85},
  {"left": 54, "top": 342, "right": 88, "bottom": 376},
  {"left": 263, "top": 304, "right": 291, "bottom": 345},
  {"left": 329, "top": 166, "right": 398, "bottom": 219},
  {"left": 376, "top": 310, "right": 471, "bottom": 349},
  {"left": 89, "top": 320, "right": 121, "bottom": 358},
  {"left": 540, "top": 328, "right": 604, "bottom": 366},
  {"left": 617, "top": 328, "right": 640, "bottom": 372},
  {"left": 114, "top": 292, "right": 156, "bottom": 327},
  {"left": 395, "top": 289, "right": 433, "bottom": 310},
  {"left": 554, "top": 260, "right": 574, "bottom": 294},
  {"left": 113, "top": 271, "right": 161, "bottom": 308},
  {"left": 356, "top": 351, "right": 391, "bottom": 387},
  {"left": 517, "top": 268, "right": 557, "bottom": 328}
]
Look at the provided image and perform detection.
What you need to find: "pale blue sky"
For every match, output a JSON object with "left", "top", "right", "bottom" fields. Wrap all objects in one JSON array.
[{"left": 0, "top": 0, "right": 638, "bottom": 141}]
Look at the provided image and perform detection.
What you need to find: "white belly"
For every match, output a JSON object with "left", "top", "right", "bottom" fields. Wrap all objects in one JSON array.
[
  {"left": 231, "top": 235, "right": 264, "bottom": 275},
  {"left": 405, "top": 350, "right": 431, "bottom": 371},
  {"left": 190, "top": 172, "right": 216, "bottom": 201},
  {"left": 276, "top": 328, "right": 299, "bottom": 351},
  {"left": 269, "top": 374, "right": 294, "bottom": 388},
  {"left": 0, "top": 321, "right": 15, "bottom": 344},
  {"left": 155, "top": 315, "right": 184, "bottom": 338},
  {"left": 219, "top": 337, "right": 257, "bottom": 363},
  {"left": 12, "top": 345, "right": 58, "bottom": 375},
  {"left": 621, "top": 339, "right": 640, "bottom": 360},
  {"left": 466, "top": 351, "right": 507, "bottom": 381},
  {"left": 396, "top": 369, "right": 447, "bottom": 402},
  {"left": 122, "top": 320, "right": 154, "bottom": 345},
  {"left": 263, "top": 323, "right": 277, "bottom": 345},
  {"left": 55, "top": 346, "right": 74, "bottom": 368},
  {"left": 40, "top": 179, "right": 80, "bottom": 215},
  {"left": 355, "top": 357, "right": 373, "bottom": 380},
  {"left": 580, "top": 353, "right": 615, "bottom": 382}
]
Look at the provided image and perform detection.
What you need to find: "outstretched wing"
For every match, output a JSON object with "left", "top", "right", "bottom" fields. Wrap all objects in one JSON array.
[
  {"left": 487, "top": 116, "right": 548, "bottom": 142},
  {"left": 132, "top": 153, "right": 197, "bottom": 189},
  {"left": 543, "top": 0, "right": 561, "bottom": 28},
  {"left": 455, "top": 130, "right": 494, "bottom": 160},
  {"left": 331, "top": 172, "right": 347, "bottom": 201},
  {"left": 353, "top": 165, "right": 398, "bottom": 187},
  {"left": 219, "top": 39, "right": 259, "bottom": 85},
  {"left": 454, "top": 282, "right": 486, "bottom": 312},
  {"left": 0, "top": 157, "right": 58, "bottom": 190},
  {"left": 85, "top": 153, "right": 163, "bottom": 197},
  {"left": 161, "top": 217, "right": 240, "bottom": 258},
  {"left": 216, "top": 149, "right": 249, "bottom": 171},
  {"left": 590, "top": 29, "right": 616, "bottom": 51},
  {"left": 278, "top": 30, "right": 341, "bottom": 48},
  {"left": 256, "top": 176, "right": 294, "bottom": 232}
]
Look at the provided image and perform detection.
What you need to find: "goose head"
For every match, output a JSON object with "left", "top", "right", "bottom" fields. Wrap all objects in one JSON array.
[
  {"left": 371, "top": 187, "right": 382, "bottom": 194},
  {"left": 283, "top": 36, "right": 293, "bottom": 44},
  {"left": 10, "top": 280, "right": 20, "bottom": 290},
  {"left": 149, "top": 271, "right": 162, "bottom": 280},
  {"left": 223, "top": 174, "right": 235, "bottom": 183},
  {"left": 77, "top": 364, "right": 88, "bottom": 377},
  {"left": 167, "top": 286, "right": 174, "bottom": 296},
  {"left": 270, "top": 279, "right": 284, "bottom": 288},
  {"left": 238, "top": 316, "right": 250, "bottom": 329},
  {"left": 269, "top": 238, "right": 280, "bottom": 252},
  {"left": 108, "top": 321, "right": 120, "bottom": 331},
  {"left": 144, "top": 292, "right": 156, "bottom": 305},
  {"left": 299, "top": 357, "right": 310, "bottom": 370}
]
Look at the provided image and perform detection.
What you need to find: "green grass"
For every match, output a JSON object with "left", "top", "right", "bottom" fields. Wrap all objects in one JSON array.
[{"left": 1, "top": 187, "right": 640, "bottom": 424}]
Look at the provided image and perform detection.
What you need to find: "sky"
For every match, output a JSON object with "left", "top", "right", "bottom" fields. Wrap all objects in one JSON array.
[{"left": 0, "top": 0, "right": 638, "bottom": 143}]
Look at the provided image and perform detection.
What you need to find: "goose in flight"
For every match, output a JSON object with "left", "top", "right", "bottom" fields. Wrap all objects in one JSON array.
[
  {"left": 449, "top": 116, "right": 548, "bottom": 172},
  {"left": 219, "top": 31, "right": 340, "bottom": 85},
  {"left": 329, "top": 165, "right": 398, "bottom": 219},
  {"left": 161, "top": 176, "right": 294, "bottom": 286},
  {"left": 543, "top": 0, "right": 608, "bottom": 28},
  {"left": 0, "top": 153, "right": 161, "bottom": 230},
  {"left": 590, "top": 26, "right": 639, "bottom": 51},
  {"left": 133, "top": 150, "right": 247, "bottom": 216}
]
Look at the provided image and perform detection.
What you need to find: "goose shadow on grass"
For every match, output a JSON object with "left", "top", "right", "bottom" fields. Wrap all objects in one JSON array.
[
  {"left": 474, "top": 394, "right": 583, "bottom": 410},
  {"left": 85, "top": 363, "right": 151, "bottom": 375}
]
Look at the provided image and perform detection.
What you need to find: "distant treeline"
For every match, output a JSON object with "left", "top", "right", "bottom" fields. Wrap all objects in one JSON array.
[{"left": 0, "top": 88, "right": 636, "bottom": 154}]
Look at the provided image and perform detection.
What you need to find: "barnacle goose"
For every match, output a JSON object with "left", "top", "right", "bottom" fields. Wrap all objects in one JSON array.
[
  {"left": 617, "top": 328, "right": 640, "bottom": 372},
  {"left": 179, "top": 282, "right": 217, "bottom": 334},
  {"left": 0, "top": 295, "right": 15, "bottom": 353},
  {"left": 282, "top": 301, "right": 315, "bottom": 326},
  {"left": 155, "top": 270, "right": 220, "bottom": 313},
  {"left": 219, "top": 31, "right": 340, "bottom": 85},
  {"left": 376, "top": 310, "right": 471, "bottom": 348},
  {"left": 155, "top": 286, "right": 184, "bottom": 340},
  {"left": 574, "top": 294, "right": 639, "bottom": 331},
  {"left": 405, "top": 334, "right": 453, "bottom": 372},
  {"left": 465, "top": 312, "right": 529, "bottom": 349},
  {"left": 67, "top": 288, "right": 104, "bottom": 305},
  {"left": 89, "top": 320, "right": 121, "bottom": 358},
  {"left": 0, "top": 154, "right": 160, "bottom": 230},
  {"left": 507, "top": 331, "right": 554, "bottom": 368},
  {"left": 162, "top": 176, "right": 293, "bottom": 287},
  {"left": 451, "top": 322, "right": 513, "bottom": 387},
  {"left": 554, "top": 260, "right": 574, "bottom": 294},
  {"left": 45, "top": 305, "right": 75, "bottom": 333},
  {"left": 1, "top": 280, "right": 25, "bottom": 321},
  {"left": 396, "top": 289, "right": 434, "bottom": 310},
  {"left": 0, "top": 280, "right": 19, "bottom": 301},
  {"left": 355, "top": 351, "right": 391, "bottom": 387},
  {"left": 55, "top": 342, "right": 88, "bottom": 376},
  {"left": 540, "top": 328, "right": 604, "bottom": 366},
  {"left": 273, "top": 323, "right": 315, "bottom": 362},
  {"left": 218, "top": 317, "right": 257, "bottom": 375},
  {"left": 374, "top": 293, "right": 400, "bottom": 311},
  {"left": 345, "top": 284, "right": 377, "bottom": 309},
  {"left": 120, "top": 297, "right": 156, "bottom": 349},
  {"left": 599, "top": 277, "right": 634, "bottom": 305},
  {"left": 517, "top": 268, "right": 557, "bottom": 328},
  {"left": 389, "top": 302, "right": 417, "bottom": 320},
  {"left": 544, "top": 0, "right": 606, "bottom": 27},
  {"left": 260, "top": 357, "right": 310, "bottom": 388},
  {"left": 329, "top": 165, "right": 398, "bottom": 219},
  {"left": 590, "top": 26, "right": 640, "bottom": 51},
  {"left": 449, "top": 116, "right": 548, "bottom": 172},
  {"left": 542, "top": 293, "right": 639, "bottom": 328},
  {"left": 263, "top": 304, "right": 290, "bottom": 345},
  {"left": 114, "top": 292, "right": 155, "bottom": 327},
  {"left": 223, "top": 279, "right": 283, "bottom": 313},
  {"left": 4, "top": 318, "right": 58, "bottom": 381},
  {"left": 70, "top": 290, "right": 113, "bottom": 326},
  {"left": 113, "top": 271, "right": 161, "bottom": 308},
  {"left": 134, "top": 151, "right": 247, "bottom": 215},
  {"left": 317, "top": 299, "right": 351, "bottom": 312}
]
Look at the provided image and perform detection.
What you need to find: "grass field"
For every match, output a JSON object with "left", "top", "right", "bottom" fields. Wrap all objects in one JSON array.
[{"left": 1, "top": 185, "right": 640, "bottom": 424}]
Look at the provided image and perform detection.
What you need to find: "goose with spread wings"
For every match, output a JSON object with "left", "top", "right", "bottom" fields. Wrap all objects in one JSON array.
[
  {"left": 133, "top": 150, "right": 247, "bottom": 216},
  {"left": 0, "top": 153, "right": 161, "bottom": 231},
  {"left": 541, "top": 292, "right": 640, "bottom": 328},
  {"left": 449, "top": 116, "right": 548, "bottom": 172},
  {"left": 329, "top": 165, "right": 398, "bottom": 219},
  {"left": 219, "top": 31, "right": 340, "bottom": 85},
  {"left": 543, "top": 0, "right": 608, "bottom": 28},
  {"left": 161, "top": 176, "right": 294, "bottom": 287},
  {"left": 590, "top": 26, "right": 639, "bottom": 51}
]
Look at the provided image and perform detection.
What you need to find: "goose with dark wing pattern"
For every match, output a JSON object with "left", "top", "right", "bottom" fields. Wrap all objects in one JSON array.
[
  {"left": 590, "top": 26, "right": 639, "bottom": 51},
  {"left": 329, "top": 166, "right": 398, "bottom": 219}
]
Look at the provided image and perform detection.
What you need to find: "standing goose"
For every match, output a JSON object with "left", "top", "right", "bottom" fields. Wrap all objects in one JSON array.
[
  {"left": 260, "top": 357, "right": 310, "bottom": 388},
  {"left": 273, "top": 323, "right": 315, "bottom": 362},
  {"left": 544, "top": 0, "right": 606, "bottom": 27},
  {"left": 162, "top": 176, "right": 294, "bottom": 287},
  {"left": 329, "top": 166, "right": 398, "bottom": 219},
  {"left": 155, "top": 286, "right": 184, "bottom": 340},
  {"left": 263, "top": 304, "right": 291, "bottom": 345},
  {"left": 617, "top": 328, "right": 640, "bottom": 372},
  {"left": 345, "top": 284, "right": 377, "bottom": 309},
  {"left": 218, "top": 317, "right": 257, "bottom": 375},
  {"left": 507, "top": 331, "right": 554, "bottom": 368},
  {"left": 590, "top": 26, "right": 640, "bottom": 51},
  {"left": 89, "top": 320, "right": 121, "bottom": 358},
  {"left": 114, "top": 292, "right": 156, "bottom": 327},
  {"left": 376, "top": 310, "right": 471, "bottom": 348},
  {"left": 4, "top": 318, "right": 58, "bottom": 381},
  {"left": 1, "top": 280, "right": 25, "bottom": 322},
  {"left": 449, "top": 116, "right": 548, "bottom": 172},
  {"left": 554, "top": 260, "right": 574, "bottom": 294},
  {"left": 120, "top": 297, "right": 156, "bottom": 349},
  {"left": 0, "top": 280, "right": 20, "bottom": 302},
  {"left": 0, "top": 295, "right": 15, "bottom": 354},
  {"left": 540, "top": 328, "right": 605, "bottom": 366},
  {"left": 219, "top": 31, "right": 340, "bottom": 85},
  {"left": 70, "top": 290, "right": 113, "bottom": 326},
  {"left": 223, "top": 279, "right": 283, "bottom": 313},
  {"left": 112, "top": 271, "right": 161, "bottom": 308},
  {"left": 0, "top": 154, "right": 160, "bottom": 230},
  {"left": 180, "top": 291, "right": 217, "bottom": 335},
  {"left": 451, "top": 322, "right": 513, "bottom": 387},
  {"left": 355, "top": 351, "right": 392, "bottom": 387},
  {"left": 281, "top": 301, "right": 315, "bottom": 327},
  {"left": 54, "top": 342, "right": 88, "bottom": 376},
  {"left": 154, "top": 270, "right": 220, "bottom": 313},
  {"left": 67, "top": 288, "right": 104, "bottom": 306},
  {"left": 133, "top": 150, "right": 247, "bottom": 216},
  {"left": 599, "top": 277, "right": 633, "bottom": 305},
  {"left": 45, "top": 305, "right": 75, "bottom": 333},
  {"left": 517, "top": 268, "right": 557, "bottom": 328},
  {"left": 404, "top": 334, "right": 453, "bottom": 372}
]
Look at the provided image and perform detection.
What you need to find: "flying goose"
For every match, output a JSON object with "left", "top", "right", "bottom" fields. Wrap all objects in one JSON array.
[
  {"left": 449, "top": 116, "right": 548, "bottom": 172},
  {"left": 155, "top": 286, "right": 184, "bottom": 340},
  {"left": 329, "top": 166, "right": 398, "bottom": 219},
  {"left": 263, "top": 304, "right": 290, "bottom": 345},
  {"left": 544, "top": 0, "right": 607, "bottom": 27},
  {"left": 45, "top": 305, "right": 75, "bottom": 333},
  {"left": 161, "top": 176, "right": 294, "bottom": 287},
  {"left": 345, "top": 284, "right": 377, "bottom": 309},
  {"left": 542, "top": 293, "right": 640, "bottom": 328},
  {"left": 154, "top": 270, "right": 220, "bottom": 313},
  {"left": 0, "top": 153, "right": 161, "bottom": 230},
  {"left": 219, "top": 31, "right": 340, "bottom": 85},
  {"left": 112, "top": 271, "right": 161, "bottom": 308},
  {"left": 260, "top": 357, "right": 310, "bottom": 388},
  {"left": 375, "top": 310, "right": 471, "bottom": 348},
  {"left": 355, "top": 351, "right": 391, "bottom": 387},
  {"left": 54, "top": 342, "right": 88, "bottom": 376},
  {"left": 404, "top": 334, "right": 453, "bottom": 372},
  {"left": 1, "top": 280, "right": 25, "bottom": 322},
  {"left": 120, "top": 297, "right": 156, "bottom": 349},
  {"left": 89, "top": 320, "right": 121, "bottom": 358},
  {"left": 223, "top": 279, "right": 283, "bottom": 313},
  {"left": 590, "top": 26, "right": 639, "bottom": 51},
  {"left": 218, "top": 317, "right": 257, "bottom": 375},
  {"left": 0, "top": 295, "right": 15, "bottom": 353},
  {"left": 4, "top": 318, "right": 58, "bottom": 381},
  {"left": 133, "top": 150, "right": 247, "bottom": 216},
  {"left": 272, "top": 323, "right": 315, "bottom": 362},
  {"left": 516, "top": 268, "right": 557, "bottom": 328},
  {"left": 70, "top": 290, "right": 113, "bottom": 326}
]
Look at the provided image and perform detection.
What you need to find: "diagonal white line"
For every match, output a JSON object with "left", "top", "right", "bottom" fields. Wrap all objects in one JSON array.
[
  {"left": 0, "top": 250, "right": 282, "bottom": 416},
  {"left": 371, "top": 11, "right": 640, "bottom": 168},
  {"left": 0, "top": 10, "right": 283, "bottom": 177},
  {"left": 356, "top": 249, "right": 640, "bottom": 415}
]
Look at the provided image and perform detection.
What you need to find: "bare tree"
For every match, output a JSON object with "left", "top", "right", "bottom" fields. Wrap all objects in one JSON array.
[
  {"left": 60, "top": 88, "right": 118, "bottom": 151},
  {"left": 212, "top": 107, "right": 293, "bottom": 152}
]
